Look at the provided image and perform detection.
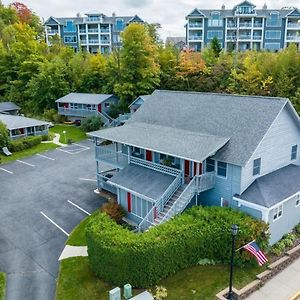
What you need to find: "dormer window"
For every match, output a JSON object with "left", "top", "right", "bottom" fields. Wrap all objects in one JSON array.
[{"left": 239, "top": 6, "right": 252, "bottom": 14}]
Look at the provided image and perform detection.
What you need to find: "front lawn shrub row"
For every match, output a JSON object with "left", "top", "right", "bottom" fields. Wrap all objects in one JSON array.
[
  {"left": 8, "top": 136, "right": 42, "bottom": 152},
  {"left": 86, "top": 206, "right": 268, "bottom": 288}
]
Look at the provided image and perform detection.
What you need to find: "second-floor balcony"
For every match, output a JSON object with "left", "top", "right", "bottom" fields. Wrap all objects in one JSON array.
[
  {"left": 253, "top": 22, "right": 263, "bottom": 28},
  {"left": 286, "top": 35, "right": 300, "bottom": 41},
  {"left": 287, "top": 23, "right": 300, "bottom": 29},
  {"left": 100, "top": 39, "right": 110, "bottom": 45},
  {"left": 89, "top": 39, "right": 100, "bottom": 44},
  {"left": 47, "top": 29, "right": 59, "bottom": 35},
  {"left": 58, "top": 107, "right": 98, "bottom": 117},
  {"left": 95, "top": 146, "right": 181, "bottom": 176},
  {"left": 79, "top": 29, "right": 86, "bottom": 34},
  {"left": 189, "top": 22, "right": 203, "bottom": 28},
  {"left": 189, "top": 35, "right": 203, "bottom": 41},
  {"left": 239, "top": 22, "right": 252, "bottom": 28},
  {"left": 253, "top": 35, "right": 262, "bottom": 40},
  {"left": 239, "top": 34, "right": 251, "bottom": 40},
  {"left": 88, "top": 28, "right": 99, "bottom": 33}
]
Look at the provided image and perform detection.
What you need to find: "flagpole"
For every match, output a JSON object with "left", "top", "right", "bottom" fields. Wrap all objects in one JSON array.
[{"left": 235, "top": 239, "right": 256, "bottom": 252}]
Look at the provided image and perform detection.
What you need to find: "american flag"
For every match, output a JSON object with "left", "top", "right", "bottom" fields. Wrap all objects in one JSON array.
[{"left": 242, "top": 241, "right": 268, "bottom": 266}]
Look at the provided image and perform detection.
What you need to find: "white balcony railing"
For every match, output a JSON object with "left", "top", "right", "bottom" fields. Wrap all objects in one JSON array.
[
  {"left": 88, "top": 28, "right": 99, "bottom": 33},
  {"left": 189, "top": 23, "right": 203, "bottom": 28},
  {"left": 79, "top": 29, "right": 86, "bottom": 33},
  {"left": 287, "top": 23, "right": 300, "bottom": 29},
  {"left": 47, "top": 30, "right": 59, "bottom": 34},
  {"left": 189, "top": 35, "right": 203, "bottom": 41},
  {"left": 89, "top": 39, "right": 100, "bottom": 44},
  {"left": 239, "top": 22, "right": 252, "bottom": 28},
  {"left": 286, "top": 35, "right": 300, "bottom": 41}
]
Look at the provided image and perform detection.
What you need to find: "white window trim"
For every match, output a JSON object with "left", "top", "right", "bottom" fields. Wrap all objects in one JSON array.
[
  {"left": 265, "top": 30, "right": 281, "bottom": 39},
  {"left": 291, "top": 144, "right": 298, "bottom": 160},
  {"left": 253, "top": 158, "right": 261, "bottom": 176},
  {"left": 273, "top": 204, "right": 283, "bottom": 222},
  {"left": 205, "top": 158, "right": 215, "bottom": 173},
  {"left": 64, "top": 35, "right": 77, "bottom": 43},
  {"left": 216, "top": 160, "right": 227, "bottom": 179}
]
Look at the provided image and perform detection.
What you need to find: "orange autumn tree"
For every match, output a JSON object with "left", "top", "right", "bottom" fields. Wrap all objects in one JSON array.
[
  {"left": 11, "top": 2, "right": 32, "bottom": 23},
  {"left": 176, "top": 49, "right": 207, "bottom": 90}
]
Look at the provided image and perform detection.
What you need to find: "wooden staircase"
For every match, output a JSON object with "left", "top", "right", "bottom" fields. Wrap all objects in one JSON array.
[{"left": 153, "top": 184, "right": 187, "bottom": 225}]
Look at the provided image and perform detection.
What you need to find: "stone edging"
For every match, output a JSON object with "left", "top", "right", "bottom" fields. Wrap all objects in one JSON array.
[{"left": 216, "top": 244, "right": 300, "bottom": 300}]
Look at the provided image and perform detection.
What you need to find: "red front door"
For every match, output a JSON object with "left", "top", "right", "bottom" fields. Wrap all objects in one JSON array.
[
  {"left": 98, "top": 104, "right": 102, "bottom": 113},
  {"left": 185, "top": 160, "right": 190, "bottom": 176},
  {"left": 127, "top": 192, "right": 131, "bottom": 213},
  {"left": 146, "top": 150, "right": 152, "bottom": 161}
]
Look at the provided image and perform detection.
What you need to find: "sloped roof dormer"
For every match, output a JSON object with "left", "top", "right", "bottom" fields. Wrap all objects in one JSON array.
[{"left": 187, "top": 8, "right": 206, "bottom": 18}]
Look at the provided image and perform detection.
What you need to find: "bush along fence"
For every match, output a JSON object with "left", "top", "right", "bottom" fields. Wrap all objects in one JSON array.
[
  {"left": 86, "top": 207, "right": 269, "bottom": 288},
  {"left": 8, "top": 135, "right": 43, "bottom": 152}
]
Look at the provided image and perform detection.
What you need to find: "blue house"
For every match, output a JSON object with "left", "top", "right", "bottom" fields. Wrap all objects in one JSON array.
[
  {"left": 128, "top": 95, "right": 150, "bottom": 114},
  {"left": 56, "top": 93, "right": 119, "bottom": 126},
  {"left": 89, "top": 90, "right": 300, "bottom": 245},
  {"left": 186, "top": 1, "right": 300, "bottom": 52},
  {"left": 0, "top": 114, "right": 49, "bottom": 140}
]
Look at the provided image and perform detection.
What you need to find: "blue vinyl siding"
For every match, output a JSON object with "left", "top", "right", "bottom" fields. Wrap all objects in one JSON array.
[{"left": 199, "top": 163, "right": 241, "bottom": 207}]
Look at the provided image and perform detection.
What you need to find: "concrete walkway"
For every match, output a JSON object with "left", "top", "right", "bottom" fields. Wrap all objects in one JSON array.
[
  {"left": 246, "top": 257, "right": 300, "bottom": 300},
  {"left": 58, "top": 245, "right": 88, "bottom": 261},
  {"left": 42, "top": 133, "right": 66, "bottom": 147}
]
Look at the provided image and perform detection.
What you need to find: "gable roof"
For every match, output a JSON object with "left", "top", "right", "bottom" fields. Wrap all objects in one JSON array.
[
  {"left": 0, "top": 114, "right": 49, "bottom": 130},
  {"left": 237, "top": 164, "right": 300, "bottom": 208},
  {"left": 55, "top": 93, "right": 117, "bottom": 105},
  {"left": 127, "top": 90, "right": 288, "bottom": 166},
  {"left": 128, "top": 15, "right": 144, "bottom": 23},
  {"left": 233, "top": 1, "right": 256, "bottom": 9},
  {"left": 44, "top": 16, "right": 61, "bottom": 25},
  {"left": 128, "top": 95, "right": 150, "bottom": 108},
  {"left": 286, "top": 8, "right": 300, "bottom": 17},
  {"left": 0, "top": 102, "right": 20, "bottom": 112},
  {"left": 187, "top": 8, "right": 205, "bottom": 17}
]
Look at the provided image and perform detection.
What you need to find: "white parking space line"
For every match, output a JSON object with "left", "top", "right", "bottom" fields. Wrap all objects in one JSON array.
[
  {"left": 73, "top": 143, "right": 90, "bottom": 150},
  {"left": 0, "top": 167, "right": 13, "bottom": 174},
  {"left": 79, "top": 178, "right": 97, "bottom": 182},
  {"left": 16, "top": 160, "right": 35, "bottom": 167},
  {"left": 40, "top": 211, "right": 69, "bottom": 236},
  {"left": 36, "top": 154, "right": 55, "bottom": 161},
  {"left": 67, "top": 200, "right": 91, "bottom": 216}
]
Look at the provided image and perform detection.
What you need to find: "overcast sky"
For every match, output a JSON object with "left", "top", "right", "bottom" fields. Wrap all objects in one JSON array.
[{"left": 2, "top": 0, "right": 300, "bottom": 40}]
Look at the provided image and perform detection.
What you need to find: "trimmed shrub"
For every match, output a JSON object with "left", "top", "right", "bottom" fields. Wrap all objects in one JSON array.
[
  {"left": 8, "top": 136, "right": 42, "bottom": 152},
  {"left": 0, "top": 121, "right": 9, "bottom": 148},
  {"left": 101, "top": 200, "right": 126, "bottom": 224},
  {"left": 43, "top": 109, "right": 66, "bottom": 123},
  {"left": 80, "top": 116, "right": 102, "bottom": 132},
  {"left": 86, "top": 206, "right": 269, "bottom": 288}
]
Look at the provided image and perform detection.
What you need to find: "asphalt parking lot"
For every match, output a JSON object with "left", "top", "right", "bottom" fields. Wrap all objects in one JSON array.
[{"left": 0, "top": 139, "right": 106, "bottom": 300}]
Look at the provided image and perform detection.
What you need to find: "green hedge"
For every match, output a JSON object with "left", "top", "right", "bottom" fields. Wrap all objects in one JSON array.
[
  {"left": 9, "top": 136, "right": 42, "bottom": 152},
  {"left": 86, "top": 207, "right": 269, "bottom": 288}
]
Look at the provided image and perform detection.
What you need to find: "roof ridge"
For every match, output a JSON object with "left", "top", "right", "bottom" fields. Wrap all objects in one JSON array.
[{"left": 154, "top": 90, "right": 288, "bottom": 102}]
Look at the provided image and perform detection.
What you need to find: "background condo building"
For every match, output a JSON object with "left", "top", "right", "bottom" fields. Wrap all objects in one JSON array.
[
  {"left": 186, "top": 1, "right": 300, "bottom": 52},
  {"left": 44, "top": 12, "right": 144, "bottom": 54}
]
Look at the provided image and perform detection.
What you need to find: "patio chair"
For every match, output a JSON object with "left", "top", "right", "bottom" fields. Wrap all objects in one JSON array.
[{"left": 2, "top": 147, "right": 12, "bottom": 156}]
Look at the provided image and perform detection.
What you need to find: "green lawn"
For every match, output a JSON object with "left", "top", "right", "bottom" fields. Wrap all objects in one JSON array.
[
  {"left": 56, "top": 257, "right": 261, "bottom": 300},
  {"left": 0, "top": 143, "right": 58, "bottom": 164},
  {"left": 58, "top": 212, "right": 262, "bottom": 300},
  {"left": 49, "top": 125, "right": 86, "bottom": 144},
  {"left": 66, "top": 211, "right": 99, "bottom": 246},
  {"left": 0, "top": 273, "right": 6, "bottom": 300}
]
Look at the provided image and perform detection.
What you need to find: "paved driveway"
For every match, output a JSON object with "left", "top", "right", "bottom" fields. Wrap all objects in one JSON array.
[{"left": 0, "top": 140, "right": 105, "bottom": 300}]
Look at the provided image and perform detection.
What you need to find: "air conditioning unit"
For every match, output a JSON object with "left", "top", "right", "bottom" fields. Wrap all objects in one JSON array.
[{"left": 109, "top": 287, "right": 121, "bottom": 300}]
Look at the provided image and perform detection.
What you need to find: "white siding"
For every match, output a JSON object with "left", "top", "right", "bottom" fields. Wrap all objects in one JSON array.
[{"left": 241, "top": 105, "right": 300, "bottom": 192}]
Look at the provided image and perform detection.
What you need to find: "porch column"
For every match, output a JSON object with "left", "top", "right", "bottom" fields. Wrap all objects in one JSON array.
[
  {"left": 180, "top": 159, "right": 184, "bottom": 184},
  {"left": 127, "top": 146, "right": 130, "bottom": 163},
  {"left": 96, "top": 161, "right": 101, "bottom": 191}
]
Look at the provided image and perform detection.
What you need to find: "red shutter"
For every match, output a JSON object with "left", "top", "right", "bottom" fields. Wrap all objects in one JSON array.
[
  {"left": 146, "top": 150, "right": 152, "bottom": 161},
  {"left": 98, "top": 104, "right": 102, "bottom": 112},
  {"left": 185, "top": 160, "right": 190, "bottom": 176},
  {"left": 194, "top": 162, "right": 203, "bottom": 175},
  {"left": 127, "top": 192, "right": 131, "bottom": 213}
]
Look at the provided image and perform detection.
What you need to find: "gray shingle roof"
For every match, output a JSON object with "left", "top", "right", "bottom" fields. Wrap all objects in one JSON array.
[
  {"left": 129, "top": 90, "right": 288, "bottom": 166},
  {"left": 237, "top": 164, "right": 300, "bottom": 208},
  {"left": 90, "top": 121, "right": 229, "bottom": 162},
  {"left": 0, "top": 102, "right": 20, "bottom": 112},
  {"left": 89, "top": 90, "right": 291, "bottom": 166},
  {"left": 0, "top": 114, "right": 49, "bottom": 130},
  {"left": 55, "top": 93, "right": 115, "bottom": 105},
  {"left": 187, "top": 8, "right": 295, "bottom": 18},
  {"left": 108, "top": 163, "right": 176, "bottom": 201}
]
